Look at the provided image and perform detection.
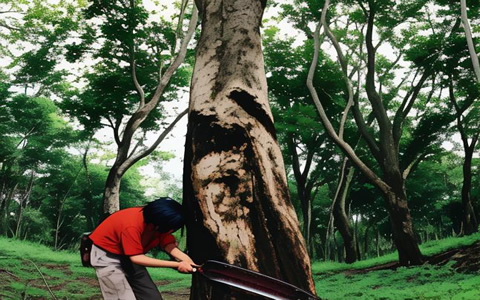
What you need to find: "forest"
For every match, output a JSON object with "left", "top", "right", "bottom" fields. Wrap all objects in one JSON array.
[{"left": 0, "top": 0, "right": 479, "bottom": 298}]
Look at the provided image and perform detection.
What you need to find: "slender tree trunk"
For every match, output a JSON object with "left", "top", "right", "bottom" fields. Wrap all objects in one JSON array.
[
  {"left": 461, "top": 147, "right": 478, "bottom": 235},
  {"left": 333, "top": 165, "right": 356, "bottom": 263},
  {"left": 184, "top": 0, "right": 316, "bottom": 297},
  {"left": 15, "top": 170, "right": 35, "bottom": 238},
  {"left": 448, "top": 80, "right": 479, "bottom": 235},
  {"left": 364, "top": 223, "right": 371, "bottom": 259},
  {"left": 308, "top": 3, "right": 424, "bottom": 265},
  {"left": 0, "top": 183, "right": 17, "bottom": 236},
  {"left": 82, "top": 137, "right": 96, "bottom": 230}
]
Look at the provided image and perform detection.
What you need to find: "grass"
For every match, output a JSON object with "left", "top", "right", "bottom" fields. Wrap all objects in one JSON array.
[
  {"left": 1, "top": 234, "right": 479, "bottom": 299},
  {"left": 312, "top": 233, "right": 480, "bottom": 273},
  {"left": 313, "top": 233, "right": 480, "bottom": 299},
  {"left": 0, "top": 237, "right": 191, "bottom": 299}
]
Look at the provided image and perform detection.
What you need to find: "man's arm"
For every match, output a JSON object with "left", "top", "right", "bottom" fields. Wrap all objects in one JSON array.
[
  {"left": 164, "top": 243, "right": 196, "bottom": 265},
  {"left": 129, "top": 254, "right": 194, "bottom": 273}
]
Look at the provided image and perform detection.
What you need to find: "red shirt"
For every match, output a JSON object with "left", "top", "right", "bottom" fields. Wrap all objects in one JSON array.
[{"left": 89, "top": 207, "right": 176, "bottom": 256}]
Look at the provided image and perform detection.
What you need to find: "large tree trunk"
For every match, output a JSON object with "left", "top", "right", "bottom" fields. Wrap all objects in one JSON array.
[
  {"left": 384, "top": 174, "right": 423, "bottom": 265},
  {"left": 184, "top": 0, "right": 316, "bottom": 297}
]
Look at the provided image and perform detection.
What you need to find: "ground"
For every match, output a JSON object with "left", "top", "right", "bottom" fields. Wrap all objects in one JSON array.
[{"left": 1, "top": 237, "right": 479, "bottom": 299}]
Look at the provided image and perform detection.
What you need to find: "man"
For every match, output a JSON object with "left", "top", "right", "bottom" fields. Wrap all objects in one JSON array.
[{"left": 89, "top": 197, "right": 198, "bottom": 300}]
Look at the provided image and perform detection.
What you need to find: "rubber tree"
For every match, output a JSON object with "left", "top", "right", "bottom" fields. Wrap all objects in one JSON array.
[
  {"left": 183, "top": 0, "right": 316, "bottom": 297},
  {"left": 304, "top": 0, "right": 465, "bottom": 266}
]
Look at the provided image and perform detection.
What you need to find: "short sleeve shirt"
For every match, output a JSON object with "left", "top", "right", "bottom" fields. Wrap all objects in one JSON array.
[{"left": 89, "top": 207, "right": 176, "bottom": 256}]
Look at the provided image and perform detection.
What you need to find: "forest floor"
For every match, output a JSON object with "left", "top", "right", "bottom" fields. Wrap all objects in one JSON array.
[
  {"left": 313, "top": 234, "right": 480, "bottom": 299},
  {"left": 1, "top": 234, "right": 479, "bottom": 299}
]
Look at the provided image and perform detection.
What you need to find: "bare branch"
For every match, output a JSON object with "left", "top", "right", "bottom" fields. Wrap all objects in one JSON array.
[
  {"left": 321, "top": 0, "right": 354, "bottom": 140},
  {"left": 307, "top": 8, "right": 388, "bottom": 194},
  {"left": 461, "top": 0, "right": 480, "bottom": 82},
  {"left": 120, "top": 108, "right": 188, "bottom": 175}
]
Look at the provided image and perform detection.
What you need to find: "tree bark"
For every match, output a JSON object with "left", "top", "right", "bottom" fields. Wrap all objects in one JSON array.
[
  {"left": 384, "top": 180, "right": 423, "bottom": 265},
  {"left": 184, "top": 0, "right": 316, "bottom": 297}
]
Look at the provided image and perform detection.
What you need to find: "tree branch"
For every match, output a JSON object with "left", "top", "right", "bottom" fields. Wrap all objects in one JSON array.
[
  {"left": 307, "top": 16, "right": 389, "bottom": 194},
  {"left": 461, "top": 0, "right": 480, "bottom": 82},
  {"left": 120, "top": 108, "right": 188, "bottom": 176},
  {"left": 321, "top": 0, "right": 354, "bottom": 140}
]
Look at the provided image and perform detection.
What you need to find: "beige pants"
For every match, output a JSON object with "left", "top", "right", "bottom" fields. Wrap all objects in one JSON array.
[{"left": 90, "top": 244, "right": 136, "bottom": 300}]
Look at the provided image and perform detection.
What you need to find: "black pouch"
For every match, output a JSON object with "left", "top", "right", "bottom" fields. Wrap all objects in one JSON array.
[{"left": 80, "top": 233, "right": 93, "bottom": 267}]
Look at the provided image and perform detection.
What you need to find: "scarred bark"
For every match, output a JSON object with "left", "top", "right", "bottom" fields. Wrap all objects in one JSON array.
[{"left": 184, "top": 0, "right": 316, "bottom": 297}]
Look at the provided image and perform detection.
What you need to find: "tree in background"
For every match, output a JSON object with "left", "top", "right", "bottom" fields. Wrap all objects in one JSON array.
[
  {"left": 62, "top": 0, "right": 197, "bottom": 215},
  {"left": 263, "top": 26, "right": 348, "bottom": 258},
  {"left": 278, "top": 0, "right": 474, "bottom": 265},
  {"left": 183, "top": 0, "right": 316, "bottom": 297}
]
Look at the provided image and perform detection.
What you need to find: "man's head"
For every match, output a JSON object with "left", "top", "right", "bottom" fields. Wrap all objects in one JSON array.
[{"left": 143, "top": 197, "right": 185, "bottom": 233}]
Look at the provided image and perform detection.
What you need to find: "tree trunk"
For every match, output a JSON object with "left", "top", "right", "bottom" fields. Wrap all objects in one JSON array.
[
  {"left": 364, "top": 223, "right": 371, "bottom": 259},
  {"left": 15, "top": 170, "right": 35, "bottom": 238},
  {"left": 82, "top": 137, "right": 96, "bottom": 230},
  {"left": 384, "top": 183, "right": 423, "bottom": 265},
  {"left": 461, "top": 147, "right": 478, "bottom": 235},
  {"left": 0, "top": 183, "right": 17, "bottom": 236},
  {"left": 103, "top": 165, "right": 123, "bottom": 215},
  {"left": 333, "top": 166, "right": 356, "bottom": 263},
  {"left": 184, "top": 0, "right": 316, "bottom": 297}
]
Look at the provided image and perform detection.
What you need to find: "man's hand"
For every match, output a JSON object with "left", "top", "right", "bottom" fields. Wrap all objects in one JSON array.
[{"left": 177, "top": 261, "right": 196, "bottom": 273}]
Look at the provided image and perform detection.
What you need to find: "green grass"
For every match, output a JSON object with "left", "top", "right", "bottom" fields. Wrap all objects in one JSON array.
[
  {"left": 0, "top": 237, "right": 191, "bottom": 299},
  {"left": 312, "top": 233, "right": 480, "bottom": 274},
  {"left": 315, "top": 263, "right": 480, "bottom": 299},
  {"left": 1, "top": 234, "right": 479, "bottom": 299},
  {"left": 312, "top": 233, "right": 480, "bottom": 299}
]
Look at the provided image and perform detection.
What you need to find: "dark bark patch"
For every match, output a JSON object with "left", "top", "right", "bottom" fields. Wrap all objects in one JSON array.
[
  {"left": 228, "top": 89, "right": 276, "bottom": 139},
  {"left": 190, "top": 112, "right": 250, "bottom": 164},
  {"left": 213, "top": 175, "right": 240, "bottom": 196}
]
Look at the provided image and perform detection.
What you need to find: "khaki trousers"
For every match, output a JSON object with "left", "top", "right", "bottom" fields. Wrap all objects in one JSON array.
[{"left": 90, "top": 244, "right": 162, "bottom": 300}]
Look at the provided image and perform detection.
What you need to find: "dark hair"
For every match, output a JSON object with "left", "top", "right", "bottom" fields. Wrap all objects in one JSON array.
[{"left": 142, "top": 197, "right": 185, "bottom": 233}]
